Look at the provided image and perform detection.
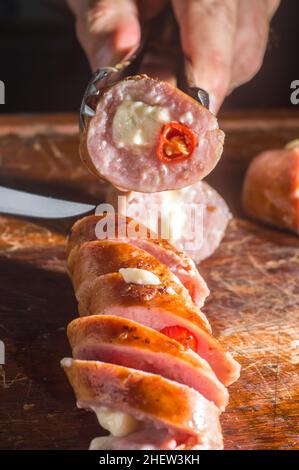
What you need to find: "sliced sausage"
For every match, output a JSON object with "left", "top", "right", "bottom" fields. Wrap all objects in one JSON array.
[
  {"left": 68, "top": 214, "right": 209, "bottom": 307},
  {"left": 79, "top": 272, "right": 240, "bottom": 386},
  {"left": 61, "top": 358, "right": 223, "bottom": 449},
  {"left": 243, "top": 143, "right": 299, "bottom": 233},
  {"left": 68, "top": 315, "right": 229, "bottom": 410},
  {"left": 80, "top": 75, "right": 224, "bottom": 192},
  {"left": 107, "top": 181, "right": 231, "bottom": 263},
  {"left": 71, "top": 240, "right": 194, "bottom": 310}
]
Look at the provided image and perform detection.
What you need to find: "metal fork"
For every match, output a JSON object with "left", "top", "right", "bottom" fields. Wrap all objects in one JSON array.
[{"left": 79, "top": 11, "right": 210, "bottom": 133}]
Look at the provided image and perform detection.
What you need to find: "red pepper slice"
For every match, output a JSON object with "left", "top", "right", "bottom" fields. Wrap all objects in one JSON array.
[
  {"left": 160, "top": 325, "right": 198, "bottom": 352},
  {"left": 157, "top": 121, "right": 197, "bottom": 163}
]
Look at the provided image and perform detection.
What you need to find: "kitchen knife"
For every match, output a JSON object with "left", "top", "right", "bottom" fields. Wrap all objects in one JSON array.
[{"left": 0, "top": 186, "right": 95, "bottom": 219}]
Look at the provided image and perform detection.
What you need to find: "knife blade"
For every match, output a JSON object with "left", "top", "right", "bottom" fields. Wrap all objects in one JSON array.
[{"left": 0, "top": 186, "right": 95, "bottom": 219}]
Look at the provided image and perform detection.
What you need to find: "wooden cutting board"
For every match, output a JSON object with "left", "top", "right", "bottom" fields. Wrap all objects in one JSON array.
[{"left": 0, "top": 112, "right": 298, "bottom": 450}]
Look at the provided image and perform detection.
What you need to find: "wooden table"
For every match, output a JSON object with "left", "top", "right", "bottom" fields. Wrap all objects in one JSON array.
[{"left": 0, "top": 112, "right": 298, "bottom": 450}]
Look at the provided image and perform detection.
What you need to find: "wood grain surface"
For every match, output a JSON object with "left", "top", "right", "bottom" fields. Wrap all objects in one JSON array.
[{"left": 0, "top": 112, "right": 298, "bottom": 450}]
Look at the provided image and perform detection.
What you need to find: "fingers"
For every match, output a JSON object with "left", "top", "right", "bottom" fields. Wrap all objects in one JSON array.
[
  {"left": 172, "top": 0, "right": 238, "bottom": 113},
  {"left": 230, "top": 0, "right": 280, "bottom": 91},
  {"left": 68, "top": 0, "right": 280, "bottom": 108},
  {"left": 67, "top": 0, "right": 141, "bottom": 71},
  {"left": 266, "top": 0, "right": 281, "bottom": 19}
]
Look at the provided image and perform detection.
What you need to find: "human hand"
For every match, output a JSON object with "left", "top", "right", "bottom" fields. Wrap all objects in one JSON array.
[
  {"left": 172, "top": 0, "right": 280, "bottom": 112},
  {"left": 67, "top": 0, "right": 280, "bottom": 113},
  {"left": 66, "top": 0, "right": 168, "bottom": 72}
]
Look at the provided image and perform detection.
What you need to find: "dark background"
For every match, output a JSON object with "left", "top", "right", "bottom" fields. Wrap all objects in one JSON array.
[{"left": 0, "top": 0, "right": 298, "bottom": 113}]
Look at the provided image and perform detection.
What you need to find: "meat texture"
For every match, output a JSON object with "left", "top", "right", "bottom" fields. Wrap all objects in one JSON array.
[
  {"left": 107, "top": 180, "right": 232, "bottom": 263},
  {"left": 71, "top": 240, "right": 196, "bottom": 313},
  {"left": 68, "top": 315, "right": 229, "bottom": 410},
  {"left": 62, "top": 214, "right": 240, "bottom": 450},
  {"left": 80, "top": 75, "right": 224, "bottom": 193},
  {"left": 68, "top": 213, "right": 209, "bottom": 307},
  {"left": 243, "top": 142, "right": 299, "bottom": 234},
  {"left": 61, "top": 359, "right": 223, "bottom": 450},
  {"left": 80, "top": 272, "right": 240, "bottom": 386}
]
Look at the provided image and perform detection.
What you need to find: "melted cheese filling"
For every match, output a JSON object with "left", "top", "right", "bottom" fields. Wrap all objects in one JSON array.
[
  {"left": 61, "top": 357, "right": 73, "bottom": 368},
  {"left": 89, "top": 435, "right": 157, "bottom": 451},
  {"left": 160, "top": 190, "right": 186, "bottom": 242},
  {"left": 61, "top": 358, "right": 140, "bottom": 439},
  {"left": 89, "top": 437, "right": 106, "bottom": 450},
  {"left": 112, "top": 100, "right": 171, "bottom": 149},
  {"left": 91, "top": 406, "right": 139, "bottom": 437},
  {"left": 119, "top": 267, "right": 161, "bottom": 285},
  {"left": 285, "top": 139, "right": 299, "bottom": 150}
]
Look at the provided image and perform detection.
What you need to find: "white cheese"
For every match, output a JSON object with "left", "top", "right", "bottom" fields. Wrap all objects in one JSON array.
[
  {"left": 91, "top": 406, "right": 139, "bottom": 437},
  {"left": 119, "top": 268, "right": 161, "bottom": 285},
  {"left": 89, "top": 436, "right": 106, "bottom": 450},
  {"left": 89, "top": 435, "right": 155, "bottom": 451},
  {"left": 160, "top": 190, "right": 186, "bottom": 242},
  {"left": 60, "top": 357, "right": 73, "bottom": 368},
  {"left": 180, "top": 111, "right": 194, "bottom": 125},
  {"left": 285, "top": 139, "right": 299, "bottom": 150},
  {"left": 112, "top": 100, "right": 171, "bottom": 149},
  {"left": 292, "top": 187, "right": 299, "bottom": 199},
  {"left": 165, "top": 286, "right": 177, "bottom": 295}
]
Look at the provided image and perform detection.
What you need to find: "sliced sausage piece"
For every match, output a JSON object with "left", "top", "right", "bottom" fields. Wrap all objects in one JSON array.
[
  {"left": 77, "top": 269, "right": 210, "bottom": 332},
  {"left": 68, "top": 214, "right": 209, "bottom": 307},
  {"left": 68, "top": 315, "right": 229, "bottom": 410},
  {"left": 71, "top": 240, "right": 194, "bottom": 310},
  {"left": 61, "top": 358, "right": 223, "bottom": 449},
  {"left": 243, "top": 143, "right": 299, "bottom": 234},
  {"left": 107, "top": 181, "right": 231, "bottom": 263},
  {"left": 80, "top": 75, "right": 224, "bottom": 193},
  {"left": 78, "top": 272, "right": 240, "bottom": 386},
  {"left": 132, "top": 237, "right": 209, "bottom": 306}
]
